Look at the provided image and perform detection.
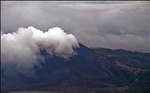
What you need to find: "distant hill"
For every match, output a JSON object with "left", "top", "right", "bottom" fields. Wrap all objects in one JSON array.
[{"left": 1, "top": 44, "right": 150, "bottom": 93}]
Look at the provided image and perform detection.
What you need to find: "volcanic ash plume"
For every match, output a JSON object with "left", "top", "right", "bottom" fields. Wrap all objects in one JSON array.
[{"left": 1, "top": 26, "right": 79, "bottom": 75}]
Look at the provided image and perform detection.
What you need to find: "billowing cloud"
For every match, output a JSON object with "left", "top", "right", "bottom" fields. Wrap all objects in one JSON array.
[
  {"left": 1, "top": 1, "right": 149, "bottom": 52},
  {"left": 1, "top": 26, "right": 79, "bottom": 75}
]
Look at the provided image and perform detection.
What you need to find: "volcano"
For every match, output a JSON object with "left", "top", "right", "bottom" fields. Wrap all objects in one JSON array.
[{"left": 1, "top": 43, "right": 150, "bottom": 93}]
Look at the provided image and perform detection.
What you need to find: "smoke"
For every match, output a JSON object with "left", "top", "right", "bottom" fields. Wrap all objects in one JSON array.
[{"left": 1, "top": 26, "right": 79, "bottom": 75}]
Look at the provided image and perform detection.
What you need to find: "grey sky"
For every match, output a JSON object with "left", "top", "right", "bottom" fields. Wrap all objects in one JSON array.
[{"left": 1, "top": 1, "right": 150, "bottom": 52}]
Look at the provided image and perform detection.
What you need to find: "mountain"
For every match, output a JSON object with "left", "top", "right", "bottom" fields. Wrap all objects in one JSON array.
[
  {"left": 91, "top": 48, "right": 150, "bottom": 92},
  {"left": 1, "top": 44, "right": 150, "bottom": 93}
]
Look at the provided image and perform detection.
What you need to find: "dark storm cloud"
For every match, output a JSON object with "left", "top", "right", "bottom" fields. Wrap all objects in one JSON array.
[{"left": 1, "top": 1, "right": 149, "bottom": 52}]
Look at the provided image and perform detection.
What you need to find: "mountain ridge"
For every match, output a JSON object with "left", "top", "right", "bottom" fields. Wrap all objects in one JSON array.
[{"left": 1, "top": 43, "right": 150, "bottom": 93}]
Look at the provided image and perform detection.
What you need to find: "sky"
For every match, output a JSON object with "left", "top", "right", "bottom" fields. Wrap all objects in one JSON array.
[{"left": 1, "top": 1, "right": 150, "bottom": 52}]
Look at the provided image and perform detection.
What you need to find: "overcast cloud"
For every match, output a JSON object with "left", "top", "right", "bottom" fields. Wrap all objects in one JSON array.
[{"left": 1, "top": 1, "right": 150, "bottom": 52}]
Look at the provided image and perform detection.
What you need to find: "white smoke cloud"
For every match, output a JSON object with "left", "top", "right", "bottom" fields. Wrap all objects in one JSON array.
[{"left": 1, "top": 26, "right": 79, "bottom": 75}]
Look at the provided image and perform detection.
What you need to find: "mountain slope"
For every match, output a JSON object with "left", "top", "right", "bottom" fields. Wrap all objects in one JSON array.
[
  {"left": 1, "top": 44, "right": 150, "bottom": 93},
  {"left": 91, "top": 48, "right": 150, "bottom": 92},
  {"left": 1, "top": 44, "right": 114, "bottom": 93},
  {"left": 25, "top": 44, "right": 115, "bottom": 91}
]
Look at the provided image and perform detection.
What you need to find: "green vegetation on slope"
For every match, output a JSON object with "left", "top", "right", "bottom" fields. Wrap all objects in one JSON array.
[{"left": 91, "top": 48, "right": 150, "bottom": 92}]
